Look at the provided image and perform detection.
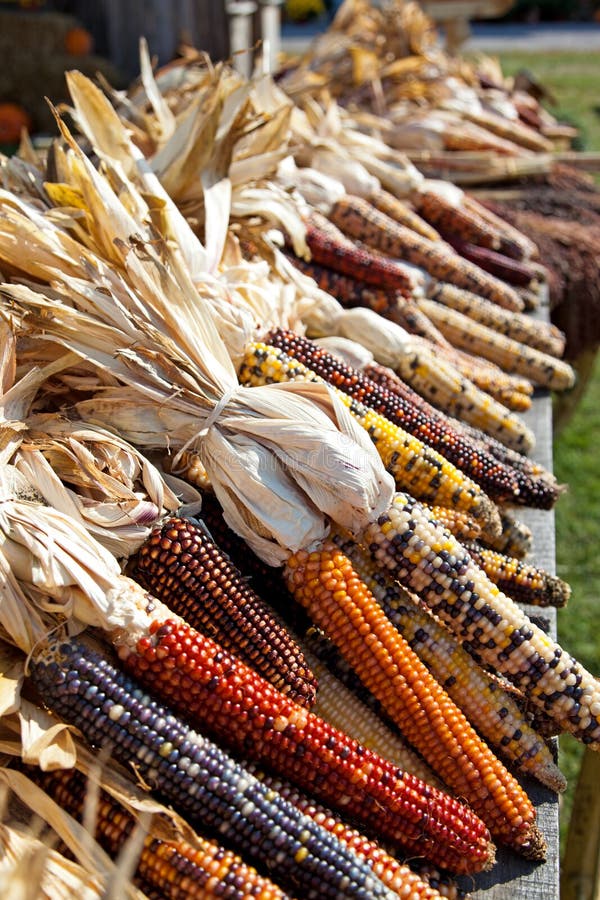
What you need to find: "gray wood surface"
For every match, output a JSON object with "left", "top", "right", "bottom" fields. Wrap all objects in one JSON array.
[{"left": 468, "top": 295, "right": 560, "bottom": 898}]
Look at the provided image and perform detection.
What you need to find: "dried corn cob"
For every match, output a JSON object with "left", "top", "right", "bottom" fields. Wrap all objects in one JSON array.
[
  {"left": 416, "top": 298, "right": 575, "bottom": 391},
  {"left": 427, "top": 281, "right": 565, "bottom": 357},
  {"left": 115, "top": 612, "right": 494, "bottom": 873},
  {"left": 248, "top": 768, "right": 451, "bottom": 900},
  {"left": 370, "top": 188, "right": 442, "bottom": 241},
  {"left": 129, "top": 516, "right": 318, "bottom": 708},
  {"left": 362, "top": 492, "right": 600, "bottom": 747},
  {"left": 239, "top": 341, "right": 500, "bottom": 533},
  {"left": 465, "top": 545, "right": 571, "bottom": 608},
  {"left": 166, "top": 450, "right": 211, "bottom": 490},
  {"left": 444, "top": 238, "right": 538, "bottom": 288},
  {"left": 284, "top": 544, "right": 545, "bottom": 858},
  {"left": 304, "top": 217, "right": 413, "bottom": 295},
  {"left": 264, "top": 328, "right": 556, "bottom": 507},
  {"left": 305, "top": 649, "right": 442, "bottom": 787},
  {"left": 422, "top": 504, "right": 482, "bottom": 542},
  {"left": 326, "top": 195, "right": 524, "bottom": 311},
  {"left": 30, "top": 766, "right": 289, "bottom": 900},
  {"left": 481, "top": 513, "right": 533, "bottom": 561},
  {"left": 462, "top": 196, "right": 539, "bottom": 261},
  {"left": 331, "top": 532, "right": 566, "bottom": 793},
  {"left": 29, "top": 635, "right": 400, "bottom": 900}
]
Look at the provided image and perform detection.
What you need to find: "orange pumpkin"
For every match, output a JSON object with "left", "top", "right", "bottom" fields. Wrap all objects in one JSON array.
[
  {"left": 0, "top": 103, "right": 32, "bottom": 144},
  {"left": 64, "top": 26, "right": 93, "bottom": 56}
]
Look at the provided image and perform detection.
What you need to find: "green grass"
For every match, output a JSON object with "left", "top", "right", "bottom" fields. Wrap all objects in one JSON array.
[{"left": 491, "top": 49, "right": 600, "bottom": 857}]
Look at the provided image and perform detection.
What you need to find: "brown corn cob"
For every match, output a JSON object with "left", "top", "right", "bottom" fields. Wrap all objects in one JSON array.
[
  {"left": 330, "top": 532, "right": 566, "bottom": 793},
  {"left": 362, "top": 492, "right": 600, "bottom": 748},
  {"left": 29, "top": 766, "right": 289, "bottom": 900},
  {"left": 247, "top": 767, "right": 454, "bottom": 900},
  {"left": 113, "top": 601, "right": 495, "bottom": 873},
  {"left": 370, "top": 187, "right": 443, "bottom": 241},
  {"left": 480, "top": 512, "right": 534, "bottom": 560},
  {"left": 29, "top": 634, "right": 398, "bottom": 900},
  {"left": 465, "top": 545, "right": 571, "bottom": 608},
  {"left": 458, "top": 108, "right": 554, "bottom": 154},
  {"left": 427, "top": 281, "right": 566, "bottom": 357},
  {"left": 326, "top": 195, "right": 525, "bottom": 311},
  {"left": 462, "top": 195, "right": 539, "bottom": 261},
  {"left": 129, "top": 516, "right": 318, "bottom": 707},
  {"left": 263, "top": 328, "right": 559, "bottom": 508},
  {"left": 444, "top": 237, "right": 539, "bottom": 288},
  {"left": 283, "top": 542, "right": 544, "bottom": 858},
  {"left": 410, "top": 188, "right": 523, "bottom": 257},
  {"left": 416, "top": 298, "right": 576, "bottom": 391},
  {"left": 240, "top": 341, "right": 500, "bottom": 533},
  {"left": 304, "top": 217, "right": 414, "bottom": 295}
]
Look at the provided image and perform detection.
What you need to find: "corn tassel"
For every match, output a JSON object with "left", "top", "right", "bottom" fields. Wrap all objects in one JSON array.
[
  {"left": 465, "top": 545, "right": 571, "bottom": 608},
  {"left": 427, "top": 281, "right": 566, "bottom": 357},
  {"left": 30, "top": 635, "right": 396, "bottom": 900},
  {"left": 362, "top": 492, "right": 600, "bottom": 748},
  {"left": 283, "top": 542, "right": 544, "bottom": 858},
  {"left": 129, "top": 516, "right": 318, "bottom": 707},
  {"left": 239, "top": 341, "right": 500, "bottom": 533},
  {"left": 331, "top": 532, "right": 566, "bottom": 793},
  {"left": 326, "top": 195, "right": 524, "bottom": 311},
  {"left": 417, "top": 298, "right": 576, "bottom": 391},
  {"left": 29, "top": 766, "right": 289, "bottom": 900}
]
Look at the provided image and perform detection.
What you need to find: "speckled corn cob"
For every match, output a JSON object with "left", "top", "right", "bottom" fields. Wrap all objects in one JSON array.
[
  {"left": 463, "top": 195, "right": 539, "bottom": 261},
  {"left": 370, "top": 188, "right": 442, "bottom": 241},
  {"left": 247, "top": 768, "right": 450, "bottom": 900},
  {"left": 465, "top": 545, "right": 571, "bottom": 608},
  {"left": 422, "top": 504, "right": 483, "bottom": 542},
  {"left": 326, "top": 195, "right": 524, "bottom": 311},
  {"left": 116, "top": 613, "right": 494, "bottom": 873},
  {"left": 363, "top": 492, "right": 600, "bottom": 747},
  {"left": 30, "top": 766, "right": 289, "bottom": 900},
  {"left": 445, "top": 238, "right": 538, "bottom": 288},
  {"left": 417, "top": 298, "right": 576, "bottom": 391},
  {"left": 304, "top": 217, "right": 413, "bottom": 295},
  {"left": 284, "top": 542, "right": 544, "bottom": 858},
  {"left": 427, "top": 281, "right": 565, "bottom": 357},
  {"left": 481, "top": 512, "right": 533, "bottom": 560},
  {"left": 239, "top": 342, "right": 500, "bottom": 533},
  {"left": 265, "top": 329, "right": 555, "bottom": 507},
  {"left": 129, "top": 517, "right": 318, "bottom": 707},
  {"left": 305, "top": 649, "right": 441, "bottom": 787},
  {"left": 331, "top": 532, "right": 566, "bottom": 793},
  {"left": 30, "top": 636, "right": 394, "bottom": 900},
  {"left": 410, "top": 189, "right": 525, "bottom": 258}
]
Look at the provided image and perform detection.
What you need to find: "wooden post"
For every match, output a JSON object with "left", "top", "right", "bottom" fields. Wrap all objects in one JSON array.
[
  {"left": 227, "top": 1, "right": 258, "bottom": 79},
  {"left": 259, "top": 0, "right": 285, "bottom": 73},
  {"left": 561, "top": 747, "right": 600, "bottom": 900}
]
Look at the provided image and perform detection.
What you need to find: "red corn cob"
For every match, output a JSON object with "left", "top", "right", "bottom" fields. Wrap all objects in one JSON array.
[{"left": 444, "top": 237, "right": 538, "bottom": 288}]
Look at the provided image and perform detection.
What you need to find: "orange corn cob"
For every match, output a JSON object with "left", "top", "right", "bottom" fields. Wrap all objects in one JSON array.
[
  {"left": 114, "top": 600, "right": 494, "bottom": 873},
  {"left": 465, "top": 545, "right": 571, "bottom": 608},
  {"left": 326, "top": 195, "right": 524, "bottom": 311},
  {"left": 362, "top": 492, "right": 600, "bottom": 748},
  {"left": 422, "top": 504, "right": 482, "bottom": 542},
  {"left": 284, "top": 542, "right": 544, "bottom": 858},
  {"left": 129, "top": 517, "right": 318, "bottom": 707},
  {"left": 29, "top": 766, "right": 289, "bottom": 900}
]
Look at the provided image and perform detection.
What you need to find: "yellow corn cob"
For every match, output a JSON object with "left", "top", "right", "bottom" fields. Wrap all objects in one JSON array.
[
  {"left": 466, "top": 545, "right": 572, "bottom": 608},
  {"left": 481, "top": 512, "right": 533, "bottom": 560},
  {"left": 363, "top": 492, "right": 600, "bottom": 748},
  {"left": 306, "top": 649, "right": 442, "bottom": 787},
  {"left": 331, "top": 531, "right": 566, "bottom": 793},
  {"left": 391, "top": 343, "right": 535, "bottom": 452},
  {"left": 427, "top": 281, "right": 565, "bottom": 356},
  {"left": 369, "top": 187, "right": 442, "bottom": 241},
  {"left": 166, "top": 449, "right": 211, "bottom": 490},
  {"left": 327, "top": 195, "right": 525, "bottom": 311},
  {"left": 422, "top": 504, "right": 482, "bottom": 542},
  {"left": 417, "top": 297, "right": 576, "bottom": 391},
  {"left": 239, "top": 342, "right": 501, "bottom": 534},
  {"left": 284, "top": 541, "right": 545, "bottom": 858}
]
